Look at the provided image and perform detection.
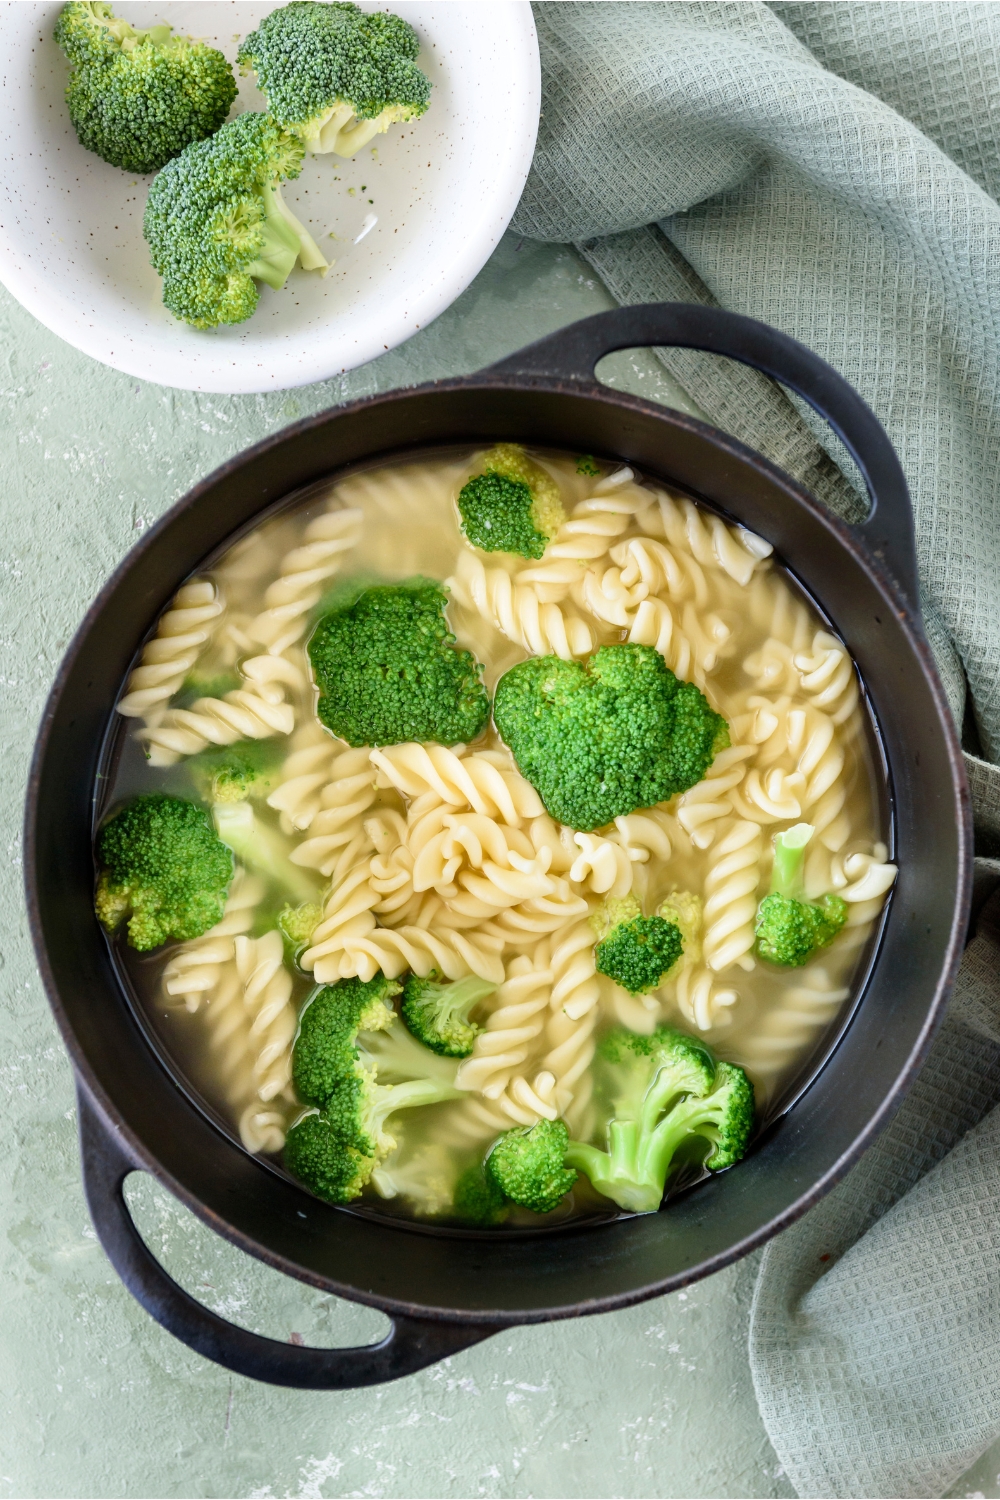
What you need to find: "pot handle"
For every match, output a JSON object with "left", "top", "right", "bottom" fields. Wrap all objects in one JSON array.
[
  {"left": 77, "top": 1088, "right": 495, "bottom": 1389},
  {"left": 484, "top": 303, "right": 919, "bottom": 610}
]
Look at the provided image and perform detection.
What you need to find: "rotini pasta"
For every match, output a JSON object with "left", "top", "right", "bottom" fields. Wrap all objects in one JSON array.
[{"left": 117, "top": 579, "right": 225, "bottom": 726}]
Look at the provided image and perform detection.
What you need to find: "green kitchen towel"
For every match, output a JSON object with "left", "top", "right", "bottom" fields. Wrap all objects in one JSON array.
[{"left": 511, "top": 4, "right": 1000, "bottom": 1495}]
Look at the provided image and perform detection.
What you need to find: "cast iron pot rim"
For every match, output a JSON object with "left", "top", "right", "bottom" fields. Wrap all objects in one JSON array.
[{"left": 24, "top": 372, "right": 973, "bottom": 1326}]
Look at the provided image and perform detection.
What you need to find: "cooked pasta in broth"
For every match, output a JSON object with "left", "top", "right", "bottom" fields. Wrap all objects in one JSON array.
[{"left": 99, "top": 446, "right": 896, "bottom": 1227}]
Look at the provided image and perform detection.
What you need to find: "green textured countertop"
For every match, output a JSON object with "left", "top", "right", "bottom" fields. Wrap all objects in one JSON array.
[{"left": 0, "top": 234, "right": 797, "bottom": 1500}]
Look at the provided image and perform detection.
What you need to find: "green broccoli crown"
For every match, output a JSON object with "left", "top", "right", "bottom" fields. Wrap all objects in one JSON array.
[
  {"left": 457, "top": 444, "right": 565, "bottom": 560},
  {"left": 292, "top": 973, "right": 401, "bottom": 1108},
  {"left": 307, "top": 578, "right": 490, "bottom": 747},
  {"left": 493, "top": 644, "right": 729, "bottom": 831},
  {"left": 754, "top": 892, "right": 848, "bottom": 967},
  {"left": 189, "top": 738, "right": 284, "bottom": 804},
  {"left": 55, "top": 2, "right": 237, "bottom": 175},
  {"left": 595, "top": 913, "right": 684, "bottom": 995},
  {"left": 400, "top": 972, "right": 496, "bottom": 1057},
  {"left": 143, "top": 110, "right": 316, "bottom": 329},
  {"left": 485, "top": 1119, "right": 578, "bottom": 1214},
  {"left": 565, "top": 1027, "right": 754, "bottom": 1212},
  {"left": 237, "top": 1, "right": 430, "bottom": 147},
  {"left": 278, "top": 901, "right": 323, "bottom": 960},
  {"left": 576, "top": 455, "right": 601, "bottom": 477},
  {"left": 94, "top": 792, "right": 233, "bottom": 951},
  {"left": 452, "top": 1162, "right": 508, "bottom": 1226},
  {"left": 754, "top": 823, "right": 848, "bottom": 966},
  {"left": 286, "top": 988, "right": 461, "bottom": 1205}
]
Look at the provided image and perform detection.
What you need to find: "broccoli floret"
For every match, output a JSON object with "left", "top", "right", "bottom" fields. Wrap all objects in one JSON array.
[
  {"left": 400, "top": 972, "right": 496, "bottom": 1057},
  {"left": 595, "top": 900, "right": 684, "bottom": 995},
  {"left": 486, "top": 1029, "right": 755, "bottom": 1215},
  {"left": 212, "top": 800, "right": 321, "bottom": 907},
  {"left": 457, "top": 444, "right": 565, "bottom": 560},
  {"left": 286, "top": 978, "right": 461, "bottom": 1204},
  {"left": 54, "top": 1, "right": 237, "bottom": 174},
  {"left": 452, "top": 1161, "right": 508, "bottom": 1226},
  {"left": 371, "top": 1140, "right": 460, "bottom": 1215},
  {"left": 754, "top": 823, "right": 848, "bottom": 967},
  {"left": 143, "top": 110, "right": 329, "bottom": 330},
  {"left": 485, "top": 1119, "right": 578, "bottom": 1215},
  {"left": 189, "top": 738, "right": 284, "bottom": 804},
  {"left": 307, "top": 578, "right": 490, "bottom": 747},
  {"left": 278, "top": 901, "right": 323, "bottom": 964},
  {"left": 494, "top": 644, "right": 729, "bottom": 831},
  {"left": 292, "top": 973, "right": 402, "bottom": 1107},
  {"left": 576, "top": 455, "right": 601, "bottom": 477},
  {"left": 95, "top": 792, "right": 233, "bottom": 950},
  {"left": 237, "top": 2, "right": 430, "bottom": 157}
]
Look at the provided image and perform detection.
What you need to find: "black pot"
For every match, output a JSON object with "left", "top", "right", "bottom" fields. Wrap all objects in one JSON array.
[{"left": 25, "top": 305, "right": 970, "bottom": 1389}]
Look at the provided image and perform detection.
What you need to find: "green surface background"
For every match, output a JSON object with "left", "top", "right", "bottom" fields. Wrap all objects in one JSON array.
[{"left": 2, "top": 234, "right": 995, "bottom": 1499}]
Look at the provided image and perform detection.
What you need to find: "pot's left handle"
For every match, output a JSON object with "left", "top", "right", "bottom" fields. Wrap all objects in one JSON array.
[{"left": 78, "top": 1088, "right": 495, "bottom": 1389}]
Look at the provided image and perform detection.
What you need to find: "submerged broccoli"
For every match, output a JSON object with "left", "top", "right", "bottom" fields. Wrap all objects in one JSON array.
[
  {"left": 95, "top": 792, "right": 233, "bottom": 950},
  {"left": 452, "top": 1161, "right": 508, "bottom": 1226},
  {"left": 55, "top": 1, "right": 237, "bottom": 174},
  {"left": 237, "top": 1, "right": 430, "bottom": 157},
  {"left": 593, "top": 896, "right": 684, "bottom": 995},
  {"left": 143, "top": 111, "right": 329, "bottom": 330},
  {"left": 278, "top": 901, "right": 323, "bottom": 964},
  {"left": 457, "top": 444, "right": 565, "bottom": 560},
  {"left": 493, "top": 644, "right": 729, "bottom": 831},
  {"left": 212, "top": 800, "right": 321, "bottom": 907},
  {"left": 400, "top": 972, "right": 497, "bottom": 1057},
  {"left": 487, "top": 1029, "right": 754, "bottom": 1215},
  {"left": 486, "top": 1119, "right": 578, "bottom": 1215},
  {"left": 307, "top": 578, "right": 490, "bottom": 747},
  {"left": 285, "top": 975, "right": 462, "bottom": 1204},
  {"left": 754, "top": 823, "right": 848, "bottom": 967},
  {"left": 189, "top": 738, "right": 284, "bottom": 804}
]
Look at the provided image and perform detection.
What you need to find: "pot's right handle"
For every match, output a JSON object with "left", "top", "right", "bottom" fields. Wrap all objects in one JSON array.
[
  {"left": 78, "top": 1089, "right": 496, "bottom": 1389},
  {"left": 484, "top": 304, "right": 920, "bottom": 612}
]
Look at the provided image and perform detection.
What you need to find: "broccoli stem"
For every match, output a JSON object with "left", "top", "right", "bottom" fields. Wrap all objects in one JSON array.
[
  {"left": 267, "top": 181, "right": 330, "bottom": 272},
  {"left": 213, "top": 801, "right": 319, "bottom": 906},
  {"left": 245, "top": 181, "right": 328, "bottom": 289},
  {"left": 366, "top": 1077, "right": 460, "bottom": 1141},
  {"left": 564, "top": 1133, "right": 662, "bottom": 1214},
  {"left": 769, "top": 822, "right": 814, "bottom": 900}
]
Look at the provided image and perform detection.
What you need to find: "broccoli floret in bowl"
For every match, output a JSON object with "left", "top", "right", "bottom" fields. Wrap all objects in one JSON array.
[
  {"left": 755, "top": 823, "right": 848, "bottom": 966},
  {"left": 286, "top": 974, "right": 462, "bottom": 1204},
  {"left": 94, "top": 792, "right": 233, "bottom": 950},
  {"left": 237, "top": 2, "right": 431, "bottom": 157},
  {"left": 593, "top": 896, "right": 685, "bottom": 995},
  {"left": 55, "top": 1, "right": 237, "bottom": 174},
  {"left": 493, "top": 643, "right": 729, "bottom": 830},
  {"left": 486, "top": 1028, "right": 754, "bottom": 1216},
  {"left": 143, "top": 111, "right": 329, "bottom": 330},
  {"left": 457, "top": 444, "right": 565, "bottom": 560},
  {"left": 400, "top": 972, "right": 497, "bottom": 1057},
  {"left": 307, "top": 578, "right": 490, "bottom": 747}
]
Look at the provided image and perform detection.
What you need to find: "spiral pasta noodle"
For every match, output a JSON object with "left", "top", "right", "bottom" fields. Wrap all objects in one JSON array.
[
  {"left": 370, "top": 743, "right": 543, "bottom": 826},
  {"left": 702, "top": 821, "right": 763, "bottom": 973},
  {"left": 246, "top": 506, "right": 363, "bottom": 655},
  {"left": 286, "top": 748, "right": 379, "bottom": 875},
  {"left": 137, "top": 656, "right": 298, "bottom": 766},
  {"left": 677, "top": 745, "right": 756, "bottom": 849},
  {"left": 448, "top": 551, "right": 593, "bottom": 659},
  {"left": 162, "top": 871, "right": 264, "bottom": 1013},
  {"left": 455, "top": 954, "right": 552, "bottom": 1099},
  {"left": 794, "top": 630, "right": 860, "bottom": 724},
  {"left": 235, "top": 930, "right": 297, "bottom": 1104},
  {"left": 736, "top": 967, "right": 850, "bottom": 1085},
  {"left": 117, "top": 579, "right": 225, "bottom": 725}
]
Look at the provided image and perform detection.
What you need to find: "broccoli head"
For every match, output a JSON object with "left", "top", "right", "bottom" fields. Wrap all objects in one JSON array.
[
  {"left": 55, "top": 1, "right": 237, "bottom": 174},
  {"left": 594, "top": 896, "right": 684, "bottom": 995},
  {"left": 400, "top": 972, "right": 496, "bottom": 1057},
  {"left": 95, "top": 792, "right": 233, "bottom": 950},
  {"left": 189, "top": 738, "right": 284, "bottom": 804},
  {"left": 493, "top": 644, "right": 729, "bottom": 831},
  {"left": 485, "top": 1119, "right": 578, "bottom": 1215},
  {"left": 576, "top": 455, "right": 601, "bottom": 477},
  {"left": 237, "top": 1, "right": 430, "bottom": 157},
  {"left": 278, "top": 901, "right": 323, "bottom": 964},
  {"left": 286, "top": 977, "right": 462, "bottom": 1204},
  {"left": 291, "top": 972, "right": 401, "bottom": 1108},
  {"left": 486, "top": 1029, "right": 754, "bottom": 1215},
  {"left": 307, "top": 578, "right": 490, "bottom": 747},
  {"left": 143, "top": 110, "right": 329, "bottom": 330},
  {"left": 452, "top": 1161, "right": 508, "bottom": 1226},
  {"left": 754, "top": 823, "right": 848, "bottom": 967},
  {"left": 457, "top": 444, "right": 565, "bottom": 560}
]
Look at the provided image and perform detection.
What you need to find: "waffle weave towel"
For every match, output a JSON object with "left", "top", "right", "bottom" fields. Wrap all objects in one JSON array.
[{"left": 512, "top": 5, "right": 1000, "bottom": 1494}]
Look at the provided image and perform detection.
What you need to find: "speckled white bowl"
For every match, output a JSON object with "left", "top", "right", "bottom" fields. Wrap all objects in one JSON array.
[{"left": 0, "top": 1, "right": 539, "bottom": 393}]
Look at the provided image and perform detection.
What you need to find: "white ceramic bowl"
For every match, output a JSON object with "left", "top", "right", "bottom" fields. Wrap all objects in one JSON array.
[{"left": 0, "top": 1, "right": 539, "bottom": 393}]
